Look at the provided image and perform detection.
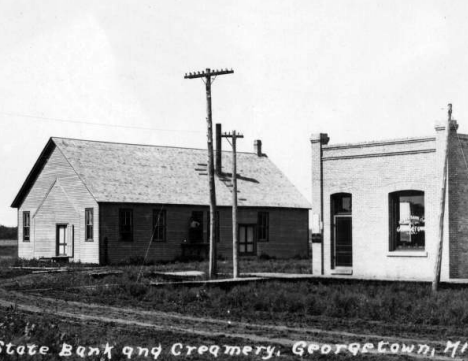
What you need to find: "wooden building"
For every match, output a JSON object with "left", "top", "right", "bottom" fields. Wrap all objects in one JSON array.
[{"left": 11, "top": 137, "right": 310, "bottom": 264}]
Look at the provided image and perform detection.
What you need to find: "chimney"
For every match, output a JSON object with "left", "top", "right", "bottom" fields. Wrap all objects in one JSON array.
[
  {"left": 254, "top": 140, "right": 262, "bottom": 156},
  {"left": 216, "top": 123, "right": 222, "bottom": 174}
]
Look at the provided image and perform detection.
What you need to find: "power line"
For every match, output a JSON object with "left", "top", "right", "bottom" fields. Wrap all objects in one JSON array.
[
  {"left": 0, "top": 111, "right": 203, "bottom": 134},
  {"left": 184, "top": 67, "right": 234, "bottom": 279},
  {"left": 221, "top": 129, "right": 244, "bottom": 278}
]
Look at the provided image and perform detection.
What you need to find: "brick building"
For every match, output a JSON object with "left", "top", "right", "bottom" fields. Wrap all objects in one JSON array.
[
  {"left": 11, "top": 136, "right": 310, "bottom": 264},
  {"left": 311, "top": 118, "right": 468, "bottom": 281}
]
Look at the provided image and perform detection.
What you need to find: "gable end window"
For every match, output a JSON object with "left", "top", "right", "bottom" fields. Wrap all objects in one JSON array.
[
  {"left": 119, "top": 209, "right": 133, "bottom": 242},
  {"left": 389, "top": 190, "right": 425, "bottom": 251},
  {"left": 152, "top": 209, "right": 166, "bottom": 242},
  {"left": 257, "top": 212, "right": 269, "bottom": 242},
  {"left": 85, "top": 208, "right": 93, "bottom": 241},
  {"left": 23, "top": 211, "right": 30, "bottom": 242}
]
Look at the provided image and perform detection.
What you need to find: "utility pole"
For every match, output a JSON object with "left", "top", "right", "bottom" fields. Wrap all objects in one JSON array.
[
  {"left": 432, "top": 103, "right": 452, "bottom": 292},
  {"left": 222, "top": 131, "right": 244, "bottom": 278},
  {"left": 184, "top": 68, "right": 234, "bottom": 279}
]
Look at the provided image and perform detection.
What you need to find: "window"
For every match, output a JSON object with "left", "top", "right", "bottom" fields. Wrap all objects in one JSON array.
[
  {"left": 23, "top": 211, "right": 30, "bottom": 242},
  {"left": 152, "top": 209, "right": 166, "bottom": 242},
  {"left": 389, "top": 191, "right": 425, "bottom": 250},
  {"left": 239, "top": 225, "right": 255, "bottom": 255},
  {"left": 207, "top": 211, "right": 220, "bottom": 242},
  {"left": 331, "top": 193, "right": 352, "bottom": 215},
  {"left": 85, "top": 208, "right": 93, "bottom": 241},
  {"left": 257, "top": 212, "right": 269, "bottom": 242},
  {"left": 119, "top": 209, "right": 133, "bottom": 242}
]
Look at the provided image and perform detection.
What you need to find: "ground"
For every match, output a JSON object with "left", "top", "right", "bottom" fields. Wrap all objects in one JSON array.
[{"left": 0, "top": 251, "right": 466, "bottom": 360}]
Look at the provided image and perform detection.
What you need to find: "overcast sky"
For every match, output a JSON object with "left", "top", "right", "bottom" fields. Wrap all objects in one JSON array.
[{"left": 1, "top": 0, "right": 467, "bottom": 226}]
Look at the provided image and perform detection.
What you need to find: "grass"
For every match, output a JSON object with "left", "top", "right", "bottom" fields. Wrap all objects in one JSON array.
[
  {"left": 102, "top": 280, "right": 468, "bottom": 329},
  {"left": 2, "top": 257, "right": 468, "bottom": 359},
  {"left": 0, "top": 305, "right": 287, "bottom": 361},
  {"left": 0, "top": 305, "right": 414, "bottom": 361},
  {"left": 9, "top": 263, "right": 468, "bottom": 332},
  {"left": 137, "top": 257, "right": 312, "bottom": 274},
  {"left": 7, "top": 257, "right": 468, "bottom": 335}
]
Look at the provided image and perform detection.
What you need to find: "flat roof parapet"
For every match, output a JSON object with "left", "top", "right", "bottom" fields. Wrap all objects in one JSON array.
[
  {"left": 323, "top": 136, "right": 436, "bottom": 150},
  {"left": 322, "top": 136, "right": 436, "bottom": 161}
]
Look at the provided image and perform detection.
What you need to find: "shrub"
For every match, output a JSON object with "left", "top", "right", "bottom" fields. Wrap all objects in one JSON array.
[
  {"left": 124, "top": 283, "right": 148, "bottom": 300},
  {"left": 258, "top": 253, "right": 274, "bottom": 260}
]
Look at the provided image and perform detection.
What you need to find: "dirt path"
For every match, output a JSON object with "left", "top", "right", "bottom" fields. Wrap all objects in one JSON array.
[{"left": 0, "top": 288, "right": 465, "bottom": 360}]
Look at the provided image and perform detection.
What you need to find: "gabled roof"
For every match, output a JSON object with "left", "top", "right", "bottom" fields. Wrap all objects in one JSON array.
[{"left": 12, "top": 137, "right": 311, "bottom": 209}]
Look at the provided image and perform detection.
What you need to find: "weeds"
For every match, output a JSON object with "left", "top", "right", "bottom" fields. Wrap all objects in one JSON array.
[
  {"left": 61, "top": 279, "right": 468, "bottom": 329},
  {"left": 8, "top": 258, "right": 468, "bottom": 330}
]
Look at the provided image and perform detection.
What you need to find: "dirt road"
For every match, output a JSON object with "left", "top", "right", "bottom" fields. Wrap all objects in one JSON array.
[{"left": 0, "top": 287, "right": 465, "bottom": 360}]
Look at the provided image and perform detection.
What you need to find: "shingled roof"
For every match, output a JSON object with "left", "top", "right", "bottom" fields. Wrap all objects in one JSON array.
[{"left": 12, "top": 137, "right": 310, "bottom": 209}]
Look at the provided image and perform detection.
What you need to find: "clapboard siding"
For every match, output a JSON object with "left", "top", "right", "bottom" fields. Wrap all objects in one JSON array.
[
  {"left": 217, "top": 207, "right": 309, "bottom": 259},
  {"left": 34, "top": 184, "right": 80, "bottom": 258},
  {"left": 18, "top": 146, "right": 99, "bottom": 263},
  {"left": 100, "top": 203, "right": 206, "bottom": 263},
  {"left": 100, "top": 203, "right": 308, "bottom": 263},
  {"left": 13, "top": 138, "right": 310, "bottom": 265}
]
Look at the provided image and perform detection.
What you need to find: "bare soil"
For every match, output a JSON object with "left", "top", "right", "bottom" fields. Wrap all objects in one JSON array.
[
  {"left": 1, "top": 261, "right": 467, "bottom": 360},
  {"left": 0, "top": 288, "right": 448, "bottom": 361}
]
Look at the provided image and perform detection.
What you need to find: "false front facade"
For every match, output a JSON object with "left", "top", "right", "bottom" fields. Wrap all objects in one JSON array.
[{"left": 311, "top": 118, "right": 468, "bottom": 281}]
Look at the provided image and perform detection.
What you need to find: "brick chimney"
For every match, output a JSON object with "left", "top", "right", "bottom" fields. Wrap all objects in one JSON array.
[
  {"left": 254, "top": 140, "right": 262, "bottom": 156},
  {"left": 215, "top": 123, "right": 222, "bottom": 174}
]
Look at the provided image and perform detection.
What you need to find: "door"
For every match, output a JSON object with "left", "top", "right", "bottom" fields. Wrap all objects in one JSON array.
[
  {"left": 334, "top": 215, "right": 352, "bottom": 267},
  {"left": 56, "top": 225, "right": 67, "bottom": 256},
  {"left": 239, "top": 225, "right": 255, "bottom": 255}
]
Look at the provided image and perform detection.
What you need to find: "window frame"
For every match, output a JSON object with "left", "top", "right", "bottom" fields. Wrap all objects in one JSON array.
[
  {"left": 85, "top": 208, "right": 94, "bottom": 242},
  {"left": 389, "top": 190, "right": 425, "bottom": 251},
  {"left": 56, "top": 224, "right": 68, "bottom": 256},
  {"left": 238, "top": 223, "right": 257, "bottom": 255},
  {"left": 330, "top": 193, "right": 353, "bottom": 269},
  {"left": 119, "top": 208, "right": 133, "bottom": 242},
  {"left": 257, "top": 212, "right": 269, "bottom": 242},
  {"left": 23, "top": 211, "right": 30, "bottom": 242},
  {"left": 152, "top": 209, "right": 166, "bottom": 242}
]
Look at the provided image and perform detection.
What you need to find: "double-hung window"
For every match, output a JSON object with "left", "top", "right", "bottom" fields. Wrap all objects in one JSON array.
[
  {"left": 120, "top": 209, "right": 133, "bottom": 242},
  {"left": 152, "top": 209, "right": 166, "bottom": 242},
  {"left": 23, "top": 211, "right": 30, "bottom": 242},
  {"left": 257, "top": 212, "right": 269, "bottom": 242},
  {"left": 85, "top": 208, "right": 93, "bottom": 241}
]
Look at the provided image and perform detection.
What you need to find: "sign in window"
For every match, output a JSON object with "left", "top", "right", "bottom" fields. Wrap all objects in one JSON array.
[{"left": 390, "top": 191, "right": 425, "bottom": 250}]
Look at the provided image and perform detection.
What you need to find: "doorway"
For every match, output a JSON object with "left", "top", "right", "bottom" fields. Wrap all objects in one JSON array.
[
  {"left": 331, "top": 193, "right": 352, "bottom": 268},
  {"left": 334, "top": 215, "right": 352, "bottom": 267},
  {"left": 56, "top": 224, "right": 67, "bottom": 256}
]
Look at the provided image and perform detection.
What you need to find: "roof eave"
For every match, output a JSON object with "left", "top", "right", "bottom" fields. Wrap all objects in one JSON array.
[{"left": 10, "top": 138, "right": 56, "bottom": 208}]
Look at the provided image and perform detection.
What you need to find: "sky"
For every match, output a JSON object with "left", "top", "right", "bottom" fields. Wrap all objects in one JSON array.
[{"left": 1, "top": 0, "right": 468, "bottom": 226}]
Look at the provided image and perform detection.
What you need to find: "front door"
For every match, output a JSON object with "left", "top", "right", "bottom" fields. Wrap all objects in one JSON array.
[
  {"left": 239, "top": 225, "right": 255, "bottom": 255},
  {"left": 334, "top": 215, "right": 352, "bottom": 267},
  {"left": 56, "top": 225, "right": 67, "bottom": 256}
]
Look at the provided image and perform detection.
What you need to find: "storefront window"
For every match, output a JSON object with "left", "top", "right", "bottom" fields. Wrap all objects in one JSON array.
[{"left": 389, "top": 191, "right": 425, "bottom": 250}]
